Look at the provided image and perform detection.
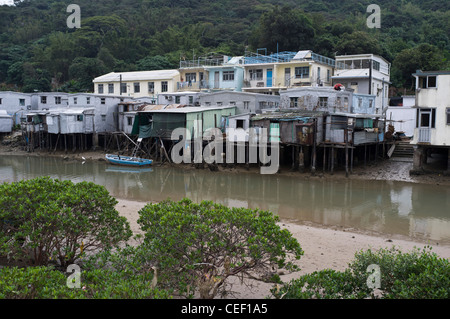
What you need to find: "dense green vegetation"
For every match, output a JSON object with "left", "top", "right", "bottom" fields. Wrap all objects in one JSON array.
[
  {"left": 0, "top": 177, "right": 132, "bottom": 267},
  {"left": 0, "top": 0, "right": 448, "bottom": 93},
  {"left": 136, "top": 198, "right": 303, "bottom": 298},
  {"left": 271, "top": 246, "right": 450, "bottom": 299}
]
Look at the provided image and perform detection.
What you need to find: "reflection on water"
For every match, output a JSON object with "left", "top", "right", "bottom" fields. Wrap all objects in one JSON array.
[{"left": 1, "top": 155, "right": 450, "bottom": 243}]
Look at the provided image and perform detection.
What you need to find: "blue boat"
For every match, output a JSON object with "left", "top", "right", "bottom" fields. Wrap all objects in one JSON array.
[{"left": 105, "top": 154, "right": 153, "bottom": 167}]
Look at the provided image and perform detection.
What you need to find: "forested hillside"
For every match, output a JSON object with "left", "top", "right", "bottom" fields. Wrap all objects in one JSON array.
[{"left": 0, "top": 0, "right": 448, "bottom": 93}]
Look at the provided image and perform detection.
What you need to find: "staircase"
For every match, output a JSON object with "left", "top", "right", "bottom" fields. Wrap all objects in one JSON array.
[{"left": 391, "top": 140, "right": 414, "bottom": 161}]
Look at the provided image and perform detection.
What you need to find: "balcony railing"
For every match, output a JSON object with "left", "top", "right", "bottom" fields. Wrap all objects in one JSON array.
[
  {"left": 177, "top": 80, "right": 209, "bottom": 91},
  {"left": 418, "top": 128, "right": 431, "bottom": 143}
]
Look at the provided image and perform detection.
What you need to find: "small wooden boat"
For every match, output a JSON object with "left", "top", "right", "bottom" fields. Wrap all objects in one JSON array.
[{"left": 105, "top": 154, "right": 153, "bottom": 167}]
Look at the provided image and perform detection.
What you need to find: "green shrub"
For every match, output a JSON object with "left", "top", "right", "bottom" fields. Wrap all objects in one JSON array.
[
  {"left": 348, "top": 246, "right": 450, "bottom": 298},
  {"left": 0, "top": 177, "right": 132, "bottom": 267},
  {"left": 137, "top": 198, "right": 303, "bottom": 299},
  {"left": 271, "top": 269, "right": 368, "bottom": 299},
  {"left": 272, "top": 246, "right": 450, "bottom": 299},
  {"left": 0, "top": 265, "right": 170, "bottom": 299}
]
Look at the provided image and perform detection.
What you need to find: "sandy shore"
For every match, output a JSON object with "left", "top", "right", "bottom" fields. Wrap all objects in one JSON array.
[{"left": 115, "top": 198, "right": 450, "bottom": 299}]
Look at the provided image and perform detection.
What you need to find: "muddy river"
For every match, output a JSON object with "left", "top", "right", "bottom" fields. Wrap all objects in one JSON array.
[{"left": 1, "top": 155, "right": 449, "bottom": 243}]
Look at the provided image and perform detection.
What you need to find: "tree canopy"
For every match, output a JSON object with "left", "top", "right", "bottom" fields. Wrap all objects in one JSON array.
[{"left": 0, "top": 0, "right": 448, "bottom": 93}]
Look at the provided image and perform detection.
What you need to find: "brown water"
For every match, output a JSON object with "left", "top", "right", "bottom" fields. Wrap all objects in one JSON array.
[{"left": 1, "top": 155, "right": 450, "bottom": 243}]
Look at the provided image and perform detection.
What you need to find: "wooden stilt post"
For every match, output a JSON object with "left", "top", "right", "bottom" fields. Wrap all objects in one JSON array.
[
  {"left": 345, "top": 144, "right": 349, "bottom": 177},
  {"left": 364, "top": 144, "right": 367, "bottom": 168},
  {"left": 292, "top": 145, "right": 296, "bottom": 170},
  {"left": 351, "top": 147, "right": 354, "bottom": 174},
  {"left": 331, "top": 146, "right": 334, "bottom": 175},
  {"left": 311, "top": 143, "right": 316, "bottom": 175},
  {"left": 299, "top": 146, "right": 304, "bottom": 172},
  {"left": 323, "top": 146, "right": 326, "bottom": 173}
]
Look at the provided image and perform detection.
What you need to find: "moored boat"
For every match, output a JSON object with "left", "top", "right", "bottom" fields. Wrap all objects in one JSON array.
[{"left": 105, "top": 154, "right": 153, "bottom": 167}]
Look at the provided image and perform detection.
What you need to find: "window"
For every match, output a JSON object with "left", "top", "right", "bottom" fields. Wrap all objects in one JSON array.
[
  {"left": 223, "top": 71, "right": 234, "bottom": 81},
  {"left": 0, "top": 98, "right": 2, "bottom": 104},
  {"left": 427, "top": 76, "right": 436, "bottom": 88},
  {"left": 217, "top": 102, "right": 223, "bottom": 106},
  {"left": 369, "top": 99, "right": 373, "bottom": 108},
  {"left": 185, "top": 73, "right": 196, "bottom": 83},
  {"left": 236, "top": 119, "right": 245, "bottom": 129},
  {"left": 108, "top": 84, "right": 114, "bottom": 94},
  {"left": 148, "top": 82, "right": 154, "bottom": 93},
  {"left": 175, "top": 96, "right": 180, "bottom": 103},
  {"left": 358, "top": 98, "right": 362, "bottom": 108},
  {"left": 319, "top": 97, "right": 328, "bottom": 108},
  {"left": 134, "top": 82, "right": 140, "bottom": 93},
  {"left": 447, "top": 108, "right": 450, "bottom": 125},
  {"left": 161, "top": 81, "right": 168, "bottom": 92},
  {"left": 243, "top": 101, "right": 250, "bottom": 110},
  {"left": 372, "top": 60, "right": 380, "bottom": 71},
  {"left": 290, "top": 97, "right": 298, "bottom": 108},
  {"left": 120, "top": 83, "right": 127, "bottom": 94},
  {"left": 230, "top": 101, "right": 236, "bottom": 106},
  {"left": 416, "top": 108, "right": 436, "bottom": 128},
  {"left": 327, "top": 69, "right": 331, "bottom": 82},
  {"left": 86, "top": 97, "right": 91, "bottom": 104},
  {"left": 55, "top": 96, "right": 61, "bottom": 104},
  {"left": 189, "top": 96, "right": 193, "bottom": 105},
  {"left": 40, "top": 96, "right": 47, "bottom": 104},
  {"left": 76, "top": 115, "right": 83, "bottom": 121},
  {"left": 101, "top": 115, "right": 106, "bottom": 121},
  {"left": 295, "top": 67, "right": 309, "bottom": 79},
  {"left": 98, "top": 84, "right": 104, "bottom": 94},
  {"left": 127, "top": 116, "right": 133, "bottom": 126},
  {"left": 19, "top": 99, "right": 25, "bottom": 106},
  {"left": 420, "top": 76, "right": 437, "bottom": 88},
  {"left": 74, "top": 97, "right": 77, "bottom": 105},
  {"left": 249, "top": 69, "right": 263, "bottom": 81},
  {"left": 101, "top": 98, "right": 105, "bottom": 104}
]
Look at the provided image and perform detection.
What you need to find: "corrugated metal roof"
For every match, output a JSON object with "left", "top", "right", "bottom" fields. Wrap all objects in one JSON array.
[
  {"left": 139, "top": 106, "right": 235, "bottom": 114},
  {"left": 252, "top": 110, "right": 324, "bottom": 121}
]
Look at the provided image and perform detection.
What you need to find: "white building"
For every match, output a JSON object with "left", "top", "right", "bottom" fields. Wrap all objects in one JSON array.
[
  {"left": 157, "top": 91, "right": 201, "bottom": 106},
  {"left": 332, "top": 54, "right": 390, "bottom": 115},
  {"left": 198, "top": 91, "right": 280, "bottom": 114},
  {"left": 410, "top": 70, "right": 450, "bottom": 171},
  {"left": 386, "top": 95, "right": 416, "bottom": 137},
  {"left": 0, "top": 91, "right": 32, "bottom": 124},
  {"left": 92, "top": 70, "right": 181, "bottom": 98},
  {"left": 31, "top": 92, "right": 69, "bottom": 110},
  {"left": 0, "top": 110, "right": 13, "bottom": 133}
]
